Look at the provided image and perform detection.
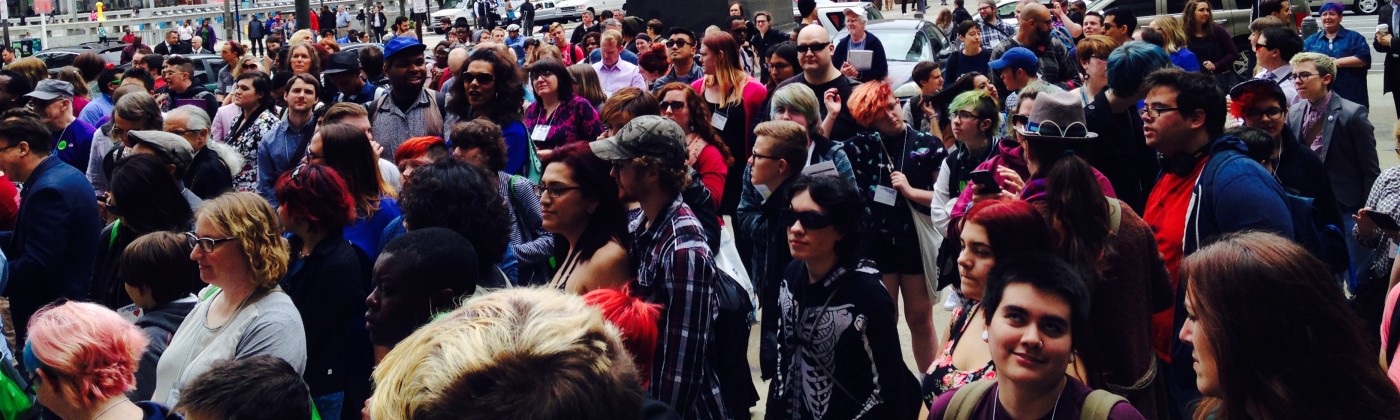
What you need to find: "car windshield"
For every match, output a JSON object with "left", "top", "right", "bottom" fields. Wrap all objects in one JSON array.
[
  {"left": 841, "top": 28, "right": 927, "bottom": 61},
  {"left": 441, "top": 0, "right": 467, "bottom": 8}
]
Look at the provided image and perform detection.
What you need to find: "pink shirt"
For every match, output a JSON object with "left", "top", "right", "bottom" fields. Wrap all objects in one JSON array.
[{"left": 1383, "top": 282, "right": 1400, "bottom": 389}]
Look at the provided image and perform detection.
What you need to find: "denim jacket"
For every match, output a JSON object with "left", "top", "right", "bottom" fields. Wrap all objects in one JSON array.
[{"left": 257, "top": 114, "right": 317, "bottom": 204}]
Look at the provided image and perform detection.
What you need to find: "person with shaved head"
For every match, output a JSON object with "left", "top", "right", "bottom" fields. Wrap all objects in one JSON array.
[{"left": 988, "top": 2, "right": 1079, "bottom": 98}]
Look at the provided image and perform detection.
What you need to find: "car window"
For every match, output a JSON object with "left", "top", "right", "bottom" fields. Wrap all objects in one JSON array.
[
  {"left": 1167, "top": 0, "right": 1188, "bottom": 13},
  {"left": 999, "top": 1, "right": 1018, "bottom": 19},
  {"left": 39, "top": 53, "right": 76, "bottom": 69},
  {"left": 826, "top": 11, "right": 847, "bottom": 31},
  {"left": 1105, "top": 0, "right": 1155, "bottom": 18},
  {"left": 867, "top": 6, "right": 883, "bottom": 20}
]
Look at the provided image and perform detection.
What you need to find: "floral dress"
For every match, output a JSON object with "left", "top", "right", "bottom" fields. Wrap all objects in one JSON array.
[
  {"left": 921, "top": 302, "right": 996, "bottom": 405},
  {"left": 222, "top": 108, "right": 280, "bottom": 193}
]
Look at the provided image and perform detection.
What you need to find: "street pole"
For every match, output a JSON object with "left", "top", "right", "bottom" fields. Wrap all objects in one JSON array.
[
  {"left": 295, "top": 0, "right": 309, "bottom": 36},
  {"left": 2, "top": 4, "right": 10, "bottom": 55}
]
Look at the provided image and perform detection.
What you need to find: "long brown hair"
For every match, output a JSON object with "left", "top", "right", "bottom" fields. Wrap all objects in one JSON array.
[
  {"left": 1181, "top": 0, "right": 1215, "bottom": 39},
  {"left": 653, "top": 82, "right": 734, "bottom": 166},
  {"left": 700, "top": 32, "right": 749, "bottom": 107},
  {"left": 1183, "top": 232, "right": 1400, "bottom": 419}
]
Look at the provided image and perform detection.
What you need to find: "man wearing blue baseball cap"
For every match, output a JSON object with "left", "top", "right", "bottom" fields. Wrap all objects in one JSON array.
[
  {"left": 989, "top": 2, "right": 1078, "bottom": 99},
  {"left": 989, "top": 46, "right": 1040, "bottom": 115},
  {"left": 369, "top": 36, "right": 447, "bottom": 160}
]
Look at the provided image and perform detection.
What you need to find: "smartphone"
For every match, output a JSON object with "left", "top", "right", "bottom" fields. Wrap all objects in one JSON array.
[
  {"left": 1369, "top": 211, "right": 1400, "bottom": 232},
  {"left": 969, "top": 170, "right": 1001, "bottom": 195}
]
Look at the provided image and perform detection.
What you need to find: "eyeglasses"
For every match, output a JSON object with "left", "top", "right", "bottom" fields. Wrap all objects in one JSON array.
[
  {"left": 1023, "top": 120, "right": 1089, "bottom": 137},
  {"left": 665, "top": 39, "right": 691, "bottom": 48},
  {"left": 952, "top": 110, "right": 984, "bottom": 121},
  {"left": 534, "top": 184, "right": 582, "bottom": 198},
  {"left": 783, "top": 209, "right": 835, "bottom": 229},
  {"left": 242, "top": 63, "right": 259, "bottom": 69},
  {"left": 168, "top": 129, "right": 202, "bottom": 137},
  {"left": 1010, "top": 114, "right": 1030, "bottom": 129},
  {"left": 1244, "top": 107, "right": 1285, "bottom": 120},
  {"left": 795, "top": 42, "right": 830, "bottom": 54},
  {"left": 461, "top": 72, "right": 496, "bottom": 85},
  {"left": 530, "top": 71, "right": 557, "bottom": 81},
  {"left": 977, "top": 5, "right": 993, "bottom": 11},
  {"left": 1138, "top": 106, "right": 1181, "bottom": 118},
  {"left": 1254, "top": 42, "right": 1271, "bottom": 50},
  {"left": 186, "top": 232, "right": 237, "bottom": 253},
  {"left": 659, "top": 100, "right": 686, "bottom": 111},
  {"left": 1292, "top": 71, "right": 1320, "bottom": 81},
  {"left": 750, "top": 150, "right": 780, "bottom": 161}
]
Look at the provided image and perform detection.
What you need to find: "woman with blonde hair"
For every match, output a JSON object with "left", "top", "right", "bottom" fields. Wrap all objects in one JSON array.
[
  {"left": 1149, "top": 16, "right": 1201, "bottom": 71},
  {"left": 6, "top": 57, "right": 47, "bottom": 89},
  {"left": 150, "top": 192, "right": 306, "bottom": 407},
  {"left": 26, "top": 302, "right": 177, "bottom": 419},
  {"left": 692, "top": 31, "right": 767, "bottom": 214}
]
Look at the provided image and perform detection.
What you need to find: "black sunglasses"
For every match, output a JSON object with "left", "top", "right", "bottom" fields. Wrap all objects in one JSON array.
[
  {"left": 665, "top": 39, "right": 692, "bottom": 48},
  {"left": 783, "top": 209, "right": 834, "bottom": 229},
  {"left": 659, "top": 100, "right": 685, "bottom": 111},
  {"left": 461, "top": 72, "right": 496, "bottom": 85},
  {"left": 795, "top": 42, "right": 830, "bottom": 53}
]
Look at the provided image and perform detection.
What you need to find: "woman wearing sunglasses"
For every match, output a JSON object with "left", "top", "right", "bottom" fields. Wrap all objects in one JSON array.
[
  {"left": 446, "top": 48, "right": 530, "bottom": 176},
  {"left": 539, "top": 142, "right": 630, "bottom": 293},
  {"left": 92, "top": 153, "right": 195, "bottom": 311},
  {"left": 766, "top": 175, "right": 920, "bottom": 419},
  {"left": 523, "top": 57, "right": 603, "bottom": 161},
  {"left": 26, "top": 301, "right": 181, "bottom": 420},
  {"left": 152, "top": 192, "right": 306, "bottom": 407},
  {"left": 1015, "top": 90, "right": 1171, "bottom": 417},
  {"left": 842, "top": 80, "right": 943, "bottom": 372},
  {"left": 273, "top": 163, "right": 367, "bottom": 419},
  {"left": 656, "top": 82, "right": 734, "bottom": 206}
]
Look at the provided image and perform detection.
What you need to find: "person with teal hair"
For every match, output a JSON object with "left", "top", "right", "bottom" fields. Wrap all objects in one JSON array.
[{"left": 1084, "top": 40, "right": 1172, "bottom": 212}]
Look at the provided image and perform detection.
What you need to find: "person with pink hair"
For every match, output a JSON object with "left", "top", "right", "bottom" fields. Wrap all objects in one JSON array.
[
  {"left": 25, "top": 301, "right": 178, "bottom": 419},
  {"left": 583, "top": 286, "right": 661, "bottom": 389}
]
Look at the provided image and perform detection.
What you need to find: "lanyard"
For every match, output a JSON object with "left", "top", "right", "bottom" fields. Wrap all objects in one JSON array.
[{"left": 878, "top": 127, "right": 911, "bottom": 175}]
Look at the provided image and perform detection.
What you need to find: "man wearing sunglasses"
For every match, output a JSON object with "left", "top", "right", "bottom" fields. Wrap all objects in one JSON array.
[
  {"left": 1253, "top": 27, "right": 1303, "bottom": 106},
  {"left": 651, "top": 27, "right": 704, "bottom": 92},
  {"left": 765, "top": 24, "right": 861, "bottom": 141},
  {"left": 0, "top": 111, "right": 102, "bottom": 352},
  {"left": 1139, "top": 69, "right": 1294, "bottom": 415},
  {"left": 1100, "top": 7, "right": 1135, "bottom": 45},
  {"left": 78, "top": 69, "right": 121, "bottom": 129},
  {"left": 590, "top": 115, "right": 728, "bottom": 418}
]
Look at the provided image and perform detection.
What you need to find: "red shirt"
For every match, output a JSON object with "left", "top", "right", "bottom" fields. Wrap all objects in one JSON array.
[{"left": 1142, "top": 157, "right": 1208, "bottom": 363}]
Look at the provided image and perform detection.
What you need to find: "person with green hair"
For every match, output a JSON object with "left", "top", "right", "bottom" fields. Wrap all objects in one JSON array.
[{"left": 929, "top": 88, "right": 1002, "bottom": 307}]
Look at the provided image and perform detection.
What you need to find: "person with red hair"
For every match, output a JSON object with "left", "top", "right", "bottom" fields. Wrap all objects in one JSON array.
[
  {"left": 392, "top": 136, "right": 449, "bottom": 183},
  {"left": 583, "top": 286, "right": 661, "bottom": 389},
  {"left": 922, "top": 198, "right": 1050, "bottom": 400},
  {"left": 691, "top": 31, "right": 767, "bottom": 214},
  {"left": 841, "top": 80, "right": 944, "bottom": 372},
  {"left": 273, "top": 163, "right": 368, "bottom": 418},
  {"left": 26, "top": 301, "right": 175, "bottom": 418}
]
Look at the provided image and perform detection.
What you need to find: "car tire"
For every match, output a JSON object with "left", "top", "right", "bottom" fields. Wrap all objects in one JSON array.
[
  {"left": 1356, "top": 0, "right": 1380, "bottom": 14},
  {"left": 1233, "top": 38, "right": 1256, "bottom": 79}
]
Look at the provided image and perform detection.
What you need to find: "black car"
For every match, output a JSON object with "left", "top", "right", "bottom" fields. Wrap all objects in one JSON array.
[{"left": 33, "top": 42, "right": 128, "bottom": 69}]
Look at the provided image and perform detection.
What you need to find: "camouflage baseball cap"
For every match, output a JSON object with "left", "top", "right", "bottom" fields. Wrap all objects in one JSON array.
[{"left": 590, "top": 115, "right": 688, "bottom": 170}]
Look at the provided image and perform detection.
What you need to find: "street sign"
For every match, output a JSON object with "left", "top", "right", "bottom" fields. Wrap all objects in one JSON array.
[
  {"left": 413, "top": 0, "right": 428, "bottom": 14},
  {"left": 34, "top": 0, "right": 54, "bottom": 15}
]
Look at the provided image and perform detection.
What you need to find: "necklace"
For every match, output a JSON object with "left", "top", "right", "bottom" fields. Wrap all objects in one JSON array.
[
  {"left": 993, "top": 382, "right": 1064, "bottom": 420},
  {"left": 91, "top": 398, "right": 128, "bottom": 420}
]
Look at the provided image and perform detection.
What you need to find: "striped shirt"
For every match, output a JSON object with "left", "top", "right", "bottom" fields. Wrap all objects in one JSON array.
[{"left": 628, "top": 197, "right": 728, "bottom": 419}]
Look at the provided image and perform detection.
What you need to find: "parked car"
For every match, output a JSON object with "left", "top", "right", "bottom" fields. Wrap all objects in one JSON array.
[
  {"left": 834, "top": 19, "right": 953, "bottom": 99},
  {"left": 533, "top": 1, "right": 584, "bottom": 27},
  {"left": 33, "top": 42, "right": 127, "bottom": 69},
  {"left": 1303, "top": 0, "right": 1379, "bottom": 14}
]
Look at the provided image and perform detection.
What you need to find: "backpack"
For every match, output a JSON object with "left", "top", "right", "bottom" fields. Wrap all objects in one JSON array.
[
  {"left": 943, "top": 380, "right": 1126, "bottom": 420},
  {"left": 1194, "top": 146, "right": 1346, "bottom": 283}
]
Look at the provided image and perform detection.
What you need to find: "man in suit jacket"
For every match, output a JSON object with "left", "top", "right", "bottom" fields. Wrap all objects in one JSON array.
[
  {"left": 153, "top": 30, "right": 191, "bottom": 56},
  {"left": 1287, "top": 52, "right": 1380, "bottom": 271},
  {"left": 0, "top": 111, "right": 102, "bottom": 349}
]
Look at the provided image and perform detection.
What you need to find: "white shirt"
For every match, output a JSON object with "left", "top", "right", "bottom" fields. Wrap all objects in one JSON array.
[
  {"left": 178, "top": 25, "right": 194, "bottom": 41},
  {"left": 592, "top": 59, "right": 648, "bottom": 98},
  {"left": 1255, "top": 64, "right": 1300, "bottom": 106}
]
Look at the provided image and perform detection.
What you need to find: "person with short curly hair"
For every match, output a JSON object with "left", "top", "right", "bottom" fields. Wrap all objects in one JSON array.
[
  {"left": 26, "top": 301, "right": 176, "bottom": 419},
  {"left": 151, "top": 192, "right": 307, "bottom": 407},
  {"left": 386, "top": 158, "right": 513, "bottom": 289},
  {"left": 446, "top": 48, "right": 529, "bottom": 175}
]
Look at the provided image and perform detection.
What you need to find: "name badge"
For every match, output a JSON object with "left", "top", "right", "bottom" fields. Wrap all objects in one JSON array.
[
  {"left": 531, "top": 125, "right": 551, "bottom": 143},
  {"left": 874, "top": 185, "right": 898, "bottom": 206},
  {"left": 710, "top": 113, "right": 728, "bottom": 131}
]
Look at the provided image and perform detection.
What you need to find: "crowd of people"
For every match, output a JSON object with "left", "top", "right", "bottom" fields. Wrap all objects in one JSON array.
[{"left": 3, "top": 0, "right": 1400, "bottom": 418}]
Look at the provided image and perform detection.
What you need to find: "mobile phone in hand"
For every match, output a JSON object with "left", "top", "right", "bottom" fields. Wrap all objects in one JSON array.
[
  {"left": 1369, "top": 211, "right": 1400, "bottom": 232},
  {"left": 969, "top": 170, "right": 1001, "bottom": 195}
]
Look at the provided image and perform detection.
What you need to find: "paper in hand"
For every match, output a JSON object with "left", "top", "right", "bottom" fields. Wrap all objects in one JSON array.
[{"left": 848, "top": 49, "right": 873, "bottom": 71}]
